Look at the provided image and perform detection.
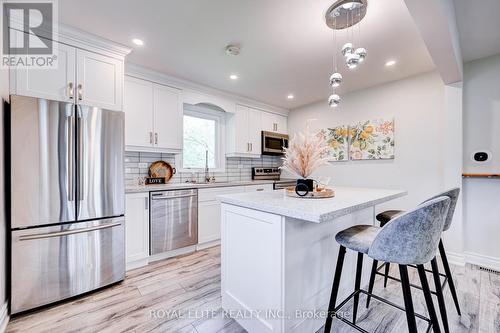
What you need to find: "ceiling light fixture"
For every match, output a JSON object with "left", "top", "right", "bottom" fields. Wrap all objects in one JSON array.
[
  {"left": 385, "top": 60, "right": 396, "bottom": 67},
  {"left": 229, "top": 74, "right": 238, "bottom": 80},
  {"left": 287, "top": 94, "right": 294, "bottom": 99},
  {"left": 325, "top": 0, "right": 368, "bottom": 108},
  {"left": 132, "top": 38, "right": 144, "bottom": 46}
]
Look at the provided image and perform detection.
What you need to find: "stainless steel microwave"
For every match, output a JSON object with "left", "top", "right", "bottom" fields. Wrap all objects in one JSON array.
[{"left": 262, "top": 131, "right": 289, "bottom": 155}]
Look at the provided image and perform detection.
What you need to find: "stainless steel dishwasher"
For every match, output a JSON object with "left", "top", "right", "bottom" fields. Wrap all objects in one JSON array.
[{"left": 150, "top": 189, "right": 198, "bottom": 255}]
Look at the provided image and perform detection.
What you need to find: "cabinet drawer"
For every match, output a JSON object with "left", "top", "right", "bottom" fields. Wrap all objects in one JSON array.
[
  {"left": 244, "top": 184, "right": 273, "bottom": 192},
  {"left": 198, "top": 186, "right": 245, "bottom": 202}
]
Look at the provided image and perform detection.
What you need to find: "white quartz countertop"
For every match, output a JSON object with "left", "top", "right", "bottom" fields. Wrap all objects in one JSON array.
[
  {"left": 125, "top": 179, "right": 289, "bottom": 193},
  {"left": 218, "top": 186, "right": 407, "bottom": 223}
]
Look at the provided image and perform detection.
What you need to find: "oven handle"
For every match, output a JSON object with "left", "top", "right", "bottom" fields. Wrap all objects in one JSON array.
[{"left": 18, "top": 222, "right": 122, "bottom": 241}]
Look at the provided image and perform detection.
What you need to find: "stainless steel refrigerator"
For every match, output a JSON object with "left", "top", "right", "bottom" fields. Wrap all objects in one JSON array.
[{"left": 8, "top": 95, "right": 125, "bottom": 314}]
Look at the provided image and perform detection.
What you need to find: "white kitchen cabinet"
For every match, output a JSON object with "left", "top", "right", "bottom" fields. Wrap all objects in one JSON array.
[
  {"left": 198, "top": 187, "right": 243, "bottom": 246},
  {"left": 153, "top": 84, "right": 183, "bottom": 150},
  {"left": 124, "top": 75, "right": 182, "bottom": 152},
  {"left": 244, "top": 184, "right": 273, "bottom": 192},
  {"left": 10, "top": 40, "right": 76, "bottom": 102},
  {"left": 76, "top": 49, "right": 123, "bottom": 111},
  {"left": 10, "top": 40, "right": 124, "bottom": 111},
  {"left": 124, "top": 77, "right": 154, "bottom": 147},
  {"left": 261, "top": 111, "right": 288, "bottom": 134},
  {"left": 125, "top": 192, "right": 150, "bottom": 269},
  {"left": 226, "top": 104, "right": 262, "bottom": 157}
]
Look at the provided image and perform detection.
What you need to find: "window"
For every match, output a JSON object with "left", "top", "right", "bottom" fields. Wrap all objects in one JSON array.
[{"left": 180, "top": 104, "right": 225, "bottom": 171}]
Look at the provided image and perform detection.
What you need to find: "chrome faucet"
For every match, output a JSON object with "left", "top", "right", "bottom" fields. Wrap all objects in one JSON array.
[{"left": 204, "top": 150, "right": 212, "bottom": 183}]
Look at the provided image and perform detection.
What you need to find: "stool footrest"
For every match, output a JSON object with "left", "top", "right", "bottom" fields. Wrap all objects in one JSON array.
[
  {"left": 375, "top": 263, "right": 449, "bottom": 294},
  {"left": 331, "top": 288, "right": 433, "bottom": 333}
]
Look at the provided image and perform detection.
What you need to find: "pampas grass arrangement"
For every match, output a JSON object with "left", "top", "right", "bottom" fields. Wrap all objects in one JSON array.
[{"left": 280, "top": 127, "right": 330, "bottom": 179}]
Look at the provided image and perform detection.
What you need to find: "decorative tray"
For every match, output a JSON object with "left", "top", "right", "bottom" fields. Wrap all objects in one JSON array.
[{"left": 285, "top": 186, "right": 335, "bottom": 199}]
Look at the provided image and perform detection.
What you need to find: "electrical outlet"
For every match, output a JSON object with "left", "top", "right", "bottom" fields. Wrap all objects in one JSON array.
[{"left": 138, "top": 162, "right": 148, "bottom": 168}]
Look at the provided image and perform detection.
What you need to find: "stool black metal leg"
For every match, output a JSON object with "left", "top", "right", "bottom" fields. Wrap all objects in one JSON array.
[
  {"left": 439, "top": 239, "right": 461, "bottom": 316},
  {"left": 431, "top": 257, "right": 450, "bottom": 333},
  {"left": 384, "top": 262, "right": 390, "bottom": 288},
  {"left": 325, "top": 246, "right": 346, "bottom": 333},
  {"left": 417, "top": 265, "right": 441, "bottom": 333},
  {"left": 399, "top": 265, "right": 418, "bottom": 333},
  {"left": 366, "top": 259, "right": 378, "bottom": 308},
  {"left": 352, "top": 252, "right": 364, "bottom": 324}
]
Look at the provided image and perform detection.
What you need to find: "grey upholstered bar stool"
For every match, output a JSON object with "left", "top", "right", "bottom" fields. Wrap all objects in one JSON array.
[
  {"left": 366, "top": 188, "right": 461, "bottom": 333},
  {"left": 324, "top": 196, "right": 451, "bottom": 333}
]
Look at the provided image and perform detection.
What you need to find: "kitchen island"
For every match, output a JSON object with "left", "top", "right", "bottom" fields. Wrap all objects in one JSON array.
[{"left": 218, "top": 187, "right": 407, "bottom": 333}]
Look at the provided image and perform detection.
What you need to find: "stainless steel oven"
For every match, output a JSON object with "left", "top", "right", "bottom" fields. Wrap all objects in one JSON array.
[
  {"left": 262, "top": 131, "right": 289, "bottom": 155},
  {"left": 150, "top": 189, "right": 198, "bottom": 255}
]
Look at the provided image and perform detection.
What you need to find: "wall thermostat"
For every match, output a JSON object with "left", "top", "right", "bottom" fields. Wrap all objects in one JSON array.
[{"left": 472, "top": 151, "right": 491, "bottom": 163}]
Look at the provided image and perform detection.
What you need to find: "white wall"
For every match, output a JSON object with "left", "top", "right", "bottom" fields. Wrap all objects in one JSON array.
[
  {"left": 288, "top": 71, "right": 464, "bottom": 257},
  {"left": 462, "top": 54, "right": 500, "bottom": 269},
  {"left": 0, "top": 66, "right": 8, "bottom": 327}
]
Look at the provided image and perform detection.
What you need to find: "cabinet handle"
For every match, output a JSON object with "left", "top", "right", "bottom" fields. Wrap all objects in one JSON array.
[
  {"left": 250, "top": 143, "right": 253, "bottom": 152},
  {"left": 273, "top": 123, "right": 277, "bottom": 131},
  {"left": 145, "top": 197, "right": 149, "bottom": 210},
  {"left": 149, "top": 132, "right": 153, "bottom": 144},
  {"left": 68, "top": 82, "right": 74, "bottom": 99},
  {"left": 247, "top": 143, "right": 249, "bottom": 152},
  {"left": 77, "top": 84, "right": 83, "bottom": 101},
  {"left": 155, "top": 133, "right": 158, "bottom": 145},
  {"left": 256, "top": 188, "right": 264, "bottom": 191}
]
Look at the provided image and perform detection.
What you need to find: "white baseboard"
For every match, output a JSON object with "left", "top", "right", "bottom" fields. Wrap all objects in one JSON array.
[
  {"left": 464, "top": 251, "right": 500, "bottom": 272},
  {"left": 196, "top": 239, "right": 220, "bottom": 251},
  {"left": 0, "top": 302, "right": 9, "bottom": 333},
  {"left": 444, "top": 250, "right": 466, "bottom": 267}
]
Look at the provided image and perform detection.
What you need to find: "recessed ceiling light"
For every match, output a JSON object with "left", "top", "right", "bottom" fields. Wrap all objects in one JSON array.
[
  {"left": 132, "top": 38, "right": 144, "bottom": 46},
  {"left": 385, "top": 60, "right": 396, "bottom": 67},
  {"left": 287, "top": 94, "right": 294, "bottom": 99},
  {"left": 229, "top": 74, "right": 238, "bottom": 80}
]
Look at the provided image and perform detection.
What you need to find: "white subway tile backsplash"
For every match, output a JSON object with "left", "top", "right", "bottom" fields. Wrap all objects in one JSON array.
[{"left": 124, "top": 151, "right": 282, "bottom": 182}]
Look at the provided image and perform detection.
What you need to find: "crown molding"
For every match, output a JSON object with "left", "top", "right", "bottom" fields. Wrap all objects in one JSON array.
[{"left": 125, "top": 63, "right": 289, "bottom": 116}]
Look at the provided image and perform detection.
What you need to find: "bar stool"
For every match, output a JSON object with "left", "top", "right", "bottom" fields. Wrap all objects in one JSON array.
[
  {"left": 324, "top": 196, "right": 451, "bottom": 333},
  {"left": 366, "top": 188, "right": 461, "bottom": 333}
]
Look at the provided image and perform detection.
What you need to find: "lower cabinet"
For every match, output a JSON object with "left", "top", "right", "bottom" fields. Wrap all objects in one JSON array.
[
  {"left": 125, "top": 192, "right": 150, "bottom": 269},
  {"left": 198, "top": 187, "right": 245, "bottom": 246}
]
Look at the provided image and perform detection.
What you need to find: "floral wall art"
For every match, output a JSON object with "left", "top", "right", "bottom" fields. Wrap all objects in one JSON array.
[
  {"left": 349, "top": 118, "right": 395, "bottom": 160},
  {"left": 321, "top": 118, "right": 395, "bottom": 161},
  {"left": 321, "top": 126, "right": 349, "bottom": 161}
]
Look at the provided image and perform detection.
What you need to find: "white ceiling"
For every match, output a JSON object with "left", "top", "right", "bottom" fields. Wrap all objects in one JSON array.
[
  {"left": 454, "top": 0, "right": 500, "bottom": 62},
  {"left": 59, "top": 0, "right": 435, "bottom": 109}
]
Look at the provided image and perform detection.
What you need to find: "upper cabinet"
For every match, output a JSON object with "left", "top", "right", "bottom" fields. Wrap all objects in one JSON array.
[
  {"left": 261, "top": 111, "right": 288, "bottom": 134},
  {"left": 226, "top": 104, "right": 262, "bottom": 157},
  {"left": 10, "top": 41, "right": 124, "bottom": 111},
  {"left": 226, "top": 104, "right": 289, "bottom": 157},
  {"left": 76, "top": 49, "right": 123, "bottom": 110},
  {"left": 124, "top": 76, "right": 183, "bottom": 152}
]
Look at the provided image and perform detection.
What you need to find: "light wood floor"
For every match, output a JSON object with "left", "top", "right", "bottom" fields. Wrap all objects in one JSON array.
[{"left": 7, "top": 246, "right": 500, "bottom": 333}]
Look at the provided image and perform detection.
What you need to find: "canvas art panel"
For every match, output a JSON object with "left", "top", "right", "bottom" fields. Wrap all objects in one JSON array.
[
  {"left": 321, "top": 126, "right": 349, "bottom": 161},
  {"left": 349, "top": 118, "right": 395, "bottom": 160}
]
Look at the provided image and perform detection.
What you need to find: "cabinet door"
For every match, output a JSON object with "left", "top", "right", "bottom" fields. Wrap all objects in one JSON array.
[
  {"left": 76, "top": 49, "right": 123, "bottom": 111},
  {"left": 12, "top": 40, "right": 76, "bottom": 102},
  {"left": 244, "top": 184, "right": 273, "bottom": 192},
  {"left": 125, "top": 193, "right": 150, "bottom": 266},
  {"left": 153, "top": 84, "right": 183, "bottom": 150},
  {"left": 233, "top": 105, "right": 250, "bottom": 154},
  {"left": 124, "top": 76, "right": 154, "bottom": 148},
  {"left": 198, "top": 200, "right": 221, "bottom": 244},
  {"left": 261, "top": 111, "right": 277, "bottom": 133},
  {"left": 247, "top": 108, "right": 262, "bottom": 155},
  {"left": 276, "top": 114, "right": 288, "bottom": 134}
]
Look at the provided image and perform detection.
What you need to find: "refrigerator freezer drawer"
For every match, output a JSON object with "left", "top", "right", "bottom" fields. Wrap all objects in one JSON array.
[{"left": 11, "top": 217, "right": 125, "bottom": 314}]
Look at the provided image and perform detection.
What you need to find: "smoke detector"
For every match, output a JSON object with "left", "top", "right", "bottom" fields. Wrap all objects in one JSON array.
[{"left": 225, "top": 45, "right": 241, "bottom": 56}]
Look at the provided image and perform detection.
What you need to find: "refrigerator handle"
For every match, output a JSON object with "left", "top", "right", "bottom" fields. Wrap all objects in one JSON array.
[
  {"left": 68, "top": 113, "right": 75, "bottom": 201},
  {"left": 77, "top": 107, "right": 84, "bottom": 202}
]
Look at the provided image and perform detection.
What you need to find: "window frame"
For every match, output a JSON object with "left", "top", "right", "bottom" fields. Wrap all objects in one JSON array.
[{"left": 176, "top": 104, "right": 226, "bottom": 173}]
